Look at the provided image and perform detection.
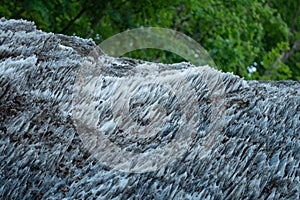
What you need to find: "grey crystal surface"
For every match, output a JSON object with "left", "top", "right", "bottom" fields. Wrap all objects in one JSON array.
[{"left": 0, "top": 18, "right": 300, "bottom": 199}]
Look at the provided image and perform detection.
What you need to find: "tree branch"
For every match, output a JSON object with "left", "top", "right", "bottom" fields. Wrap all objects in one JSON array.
[
  {"left": 59, "top": 7, "right": 87, "bottom": 34},
  {"left": 290, "top": 0, "right": 300, "bottom": 36},
  {"left": 281, "top": 40, "right": 300, "bottom": 63}
]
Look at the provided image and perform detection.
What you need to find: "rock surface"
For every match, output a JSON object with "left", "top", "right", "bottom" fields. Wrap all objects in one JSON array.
[{"left": 0, "top": 18, "right": 300, "bottom": 199}]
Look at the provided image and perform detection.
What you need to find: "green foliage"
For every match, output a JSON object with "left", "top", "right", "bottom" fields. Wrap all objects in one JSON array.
[
  {"left": 252, "top": 42, "right": 292, "bottom": 80},
  {"left": 267, "top": 0, "right": 300, "bottom": 80},
  {"left": 0, "top": 0, "right": 299, "bottom": 80}
]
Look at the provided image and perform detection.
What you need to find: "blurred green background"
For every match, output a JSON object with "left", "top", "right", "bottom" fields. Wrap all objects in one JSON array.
[{"left": 1, "top": 0, "right": 299, "bottom": 80}]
